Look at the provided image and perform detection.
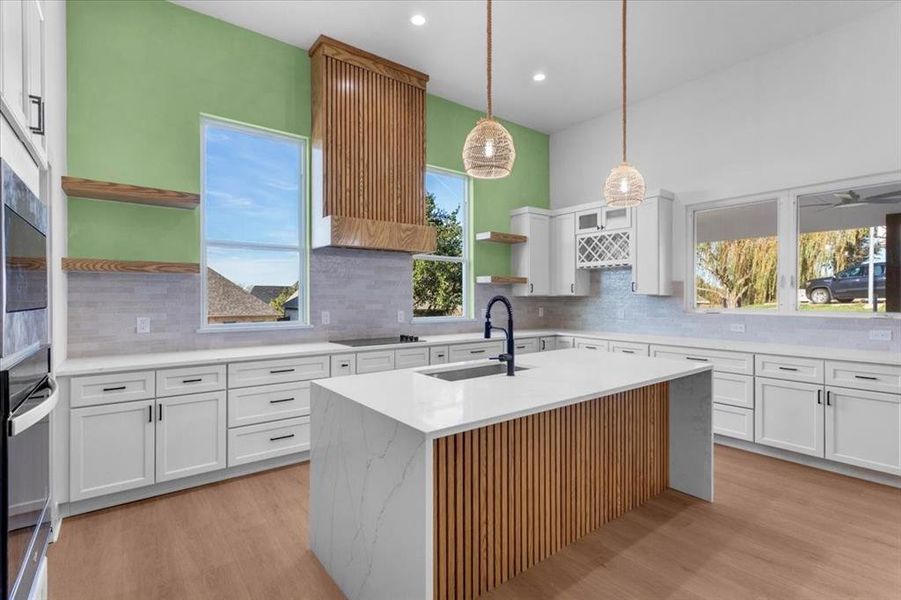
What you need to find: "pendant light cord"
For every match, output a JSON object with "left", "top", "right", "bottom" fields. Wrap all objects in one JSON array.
[
  {"left": 487, "top": 0, "right": 493, "bottom": 119},
  {"left": 621, "top": 0, "right": 627, "bottom": 163}
]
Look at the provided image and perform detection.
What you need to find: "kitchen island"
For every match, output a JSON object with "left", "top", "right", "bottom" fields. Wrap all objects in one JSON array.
[{"left": 309, "top": 349, "right": 713, "bottom": 600}]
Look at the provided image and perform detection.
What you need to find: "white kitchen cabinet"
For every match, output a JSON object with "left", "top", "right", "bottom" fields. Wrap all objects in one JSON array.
[
  {"left": 395, "top": 346, "right": 430, "bottom": 369},
  {"left": 632, "top": 190, "right": 673, "bottom": 296},
  {"left": 330, "top": 354, "right": 356, "bottom": 377},
  {"left": 155, "top": 391, "right": 227, "bottom": 483},
  {"left": 356, "top": 349, "right": 395, "bottom": 374},
  {"left": 713, "top": 373, "right": 754, "bottom": 409},
  {"left": 23, "top": 0, "right": 43, "bottom": 150},
  {"left": 155, "top": 364, "right": 226, "bottom": 398},
  {"left": 825, "top": 387, "right": 900, "bottom": 475},
  {"left": 555, "top": 336, "right": 574, "bottom": 349},
  {"left": 510, "top": 209, "right": 550, "bottom": 296},
  {"left": 448, "top": 341, "right": 504, "bottom": 363},
  {"left": 69, "top": 399, "right": 155, "bottom": 501},
  {"left": 228, "top": 417, "right": 311, "bottom": 467},
  {"left": 550, "top": 212, "right": 589, "bottom": 296},
  {"left": 574, "top": 338, "right": 608, "bottom": 351},
  {"left": 227, "top": 381, "right": 311, "bottom": 428},
  {"left": 512, "top": 338, "right": 540, "bottom": 355},
  {"left": 609, "top": 341, "right": 649, "bottom": 356},
  {"left": 430, "top": 346, "right": 449, "bottom": 364},
  {"left": 825, "top": 361, "right": 901, "bottom": 395},
  {"left": 228, "top": 355, "right": 330, "bottom": 388},
  {"left": 539, "top": 337, "right": 556, "bottom": 352},
  {"left": 713, "top": 404, "right": 754, "bottom": 441},
  {"left": 0, "top": 0, "right": 27, "bottom": 130},
  {"left": 755, "top": 378, "right": 823, "bottom": 458}
]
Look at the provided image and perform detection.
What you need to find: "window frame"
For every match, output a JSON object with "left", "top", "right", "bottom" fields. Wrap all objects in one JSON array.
[
  {"left": 198, "top": 114, "right": 310, "bottom": 331},
  {"left": 685, "top": 170, "right": 901, "bottom": 319},
  {"left": 412, "top": 165, "right": 473, "bottom": 323}
]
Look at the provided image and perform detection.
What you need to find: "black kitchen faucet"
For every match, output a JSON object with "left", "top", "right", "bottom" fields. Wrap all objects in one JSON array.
[{"left": 484, "top": 295, "right": 515, "bottom": 376}]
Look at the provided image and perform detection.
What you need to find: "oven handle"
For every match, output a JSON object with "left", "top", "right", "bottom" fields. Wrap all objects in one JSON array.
[{"left": 9, "top": 375, "right": 59, "bottom": 437}]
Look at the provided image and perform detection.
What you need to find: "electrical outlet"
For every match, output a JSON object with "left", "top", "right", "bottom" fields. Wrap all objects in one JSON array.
[
  {"left": 538, "top": 307, "right": 544, "bottom": 318},
  {"left": 136, "top": 317, "right": 151, "bottom": 334},
  {"left": 397, "top": 310, "right": 405, "bottom": 323},
  {"left": 869, "top": 329, "right": 892, "bottom": 341},
  {"left": 616, "top": 308, "right": 625, "bottom": 320},
  {"left": 729, "top": 323, "right": 746, "bottom": 333},
  {"left": 321, "top": 311, "right": 330, "bottom": 325}
]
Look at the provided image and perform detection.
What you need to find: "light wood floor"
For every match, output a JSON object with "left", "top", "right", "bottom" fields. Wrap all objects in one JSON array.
[{"left": 49, "top": 446, "right": 901, "bottom": 600}]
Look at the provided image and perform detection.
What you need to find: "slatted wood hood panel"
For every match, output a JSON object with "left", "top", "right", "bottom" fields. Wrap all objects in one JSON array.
[{"left": 309, "top": 36, "right": 437, "bottom": 253}]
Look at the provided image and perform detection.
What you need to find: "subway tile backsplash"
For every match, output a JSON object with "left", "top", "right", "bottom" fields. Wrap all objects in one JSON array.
[{"left": 66, "top": 255, "right": 899, "bottom": 358}]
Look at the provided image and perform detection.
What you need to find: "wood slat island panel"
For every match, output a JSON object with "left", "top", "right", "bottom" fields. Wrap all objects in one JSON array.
[{"left": 434, "top": 383, "right": 669, "bottom": 600}]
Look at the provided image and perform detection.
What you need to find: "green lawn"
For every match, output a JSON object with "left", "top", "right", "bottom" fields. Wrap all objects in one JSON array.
[{"left": 736, "top": 301, "right": 886, "bottom": 313}]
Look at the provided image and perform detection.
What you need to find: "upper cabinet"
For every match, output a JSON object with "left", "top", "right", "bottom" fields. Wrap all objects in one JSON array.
[
  {"left": 632, "top": 190, "right": 674, "bottom": 296},
  {"left": 510, "top": 209, "right": 551, "bottom": 296},
  {"left": 0, "top": 0, "right": 46, "bottom": 166},
  {"left": 551, "top": 212, "right": 589, "bottom": 296},
  {"left": 308, "top": 36, "right": 436, "bottom": 254}
]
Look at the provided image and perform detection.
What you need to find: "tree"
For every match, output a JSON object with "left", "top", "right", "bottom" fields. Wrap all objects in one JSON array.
[
  {"left": 695, "top": 237, "right": 777, "bottom": 308},
  {"left": 270, "top": 282, "right": 298, "bottom": 316},
  {"left": 413, "top": 193, "right": 464, "bottom": 316}
]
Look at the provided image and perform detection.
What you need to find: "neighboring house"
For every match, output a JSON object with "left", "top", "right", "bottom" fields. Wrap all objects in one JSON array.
[
  {"left": 283, "top": 290, "right": 300, "bottom": 321},
  {"left": 249, "top": 285, "right": 290, "bottom": 306},
  {"left": 207, "top": 268, "right": 281, "bottom": 323}
]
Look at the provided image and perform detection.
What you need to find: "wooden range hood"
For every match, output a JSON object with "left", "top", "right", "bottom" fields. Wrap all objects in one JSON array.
[{"left": 309, "top": 36, "right": 436, "bottom": 253}]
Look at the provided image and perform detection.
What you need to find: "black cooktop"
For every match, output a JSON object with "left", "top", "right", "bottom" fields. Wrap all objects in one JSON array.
[{"left": 332, "top": 335, "right": 421, "bottom": 347}]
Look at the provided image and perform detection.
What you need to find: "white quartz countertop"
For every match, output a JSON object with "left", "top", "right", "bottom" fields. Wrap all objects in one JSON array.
[
  {"left": 312, "top": 349, "right": 711, "bottom": 438},
  {"left": 55, "top": 326, "right": 898, "bottom": 377}
]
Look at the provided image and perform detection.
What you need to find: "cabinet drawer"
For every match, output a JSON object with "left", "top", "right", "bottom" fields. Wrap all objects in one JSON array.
[
  {"left": 395, "top": 347, "right": 430, "bottom": 369},
  {"left": 512, "top": 338, "right": 540, "bottom": 355},
  {"left": 826, "top": 361, "right": 901, "bottom": 395},
  {"left": 574, "top": 338, "right": 608, "bottom": 351},
  {"left": 649, "top": 345, "right": 753, "bottom": 375},
  {"left": 713, "top": 373, "right": 754, "bottom": 409},
  {"left": 713, "top": 404, "right": 754, "bottom": 441},
  {"left": 448, "top": 341, "right": 503, "bottom": 363},
  {"left": 430, "top": 346, "right": 449, "bottom": 364},
  {"left": 228, "top": 355, "right": 330, "bottom": 389},
  {"left": 156, "top": 364, "right": 226, "bottom": 397},
  {"left": 555, "top": 336, "right": 574, "bottom": 349},
  {"left": 71, "top": 371, "right": 155, "bottom": 408},
  {"left": 755, "top": 354, "right": 823, "bottom": 384},
  {"left": 227, "top": 417, "right": 310, "bottom": 467},
  {"left": 610, "top": 341, "right": 649, "bottom": 356},
  {"left": 228, "top": 381, "right": 311, "bottom": 428},
  {"left": 356, "top": 350, "right": 395, "bottom": 374},
  {"left": 330, "top": 354, "right": 356, "bottom": 378}
]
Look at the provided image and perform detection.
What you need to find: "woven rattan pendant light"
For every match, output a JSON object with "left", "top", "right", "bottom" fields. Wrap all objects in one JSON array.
[
  {"left": 604, "top": 0, "right": 646, "bottom": 208},
  {"left": 462, "top": 0, "right": 515, "bottom": 179}
]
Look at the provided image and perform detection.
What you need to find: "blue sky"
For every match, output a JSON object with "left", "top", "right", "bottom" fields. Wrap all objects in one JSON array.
[
  {"left": 426, "top": 170, "right": 466, "bottom": 220},
  {"left": 204, "top": 122, "right": 302, "bottom": 288}
]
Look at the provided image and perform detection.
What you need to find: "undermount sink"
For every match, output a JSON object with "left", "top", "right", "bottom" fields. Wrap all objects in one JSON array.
[{"left": 422, "top": 363, "right": 529, "bottom": 382}]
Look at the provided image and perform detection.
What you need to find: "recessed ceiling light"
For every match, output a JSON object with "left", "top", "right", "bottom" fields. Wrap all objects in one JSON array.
[
  {"left": 410, "top": 14, "right": 426, "bottom": 26},
  {"left": 532, "top": 72, "right": 546, "bottom": 82}
]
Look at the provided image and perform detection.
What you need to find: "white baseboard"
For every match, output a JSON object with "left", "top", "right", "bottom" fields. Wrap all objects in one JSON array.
[
  {"left": 59, "top": 451, "right": 309, "bottom": 518},
  {"left": 715, "top": 436, "right": 901, "bottom": 488}
]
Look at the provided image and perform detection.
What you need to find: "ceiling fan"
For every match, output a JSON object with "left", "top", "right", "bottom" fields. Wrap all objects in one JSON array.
[{"left": 828, "top": 189, "right": 901, "bottom": 209}]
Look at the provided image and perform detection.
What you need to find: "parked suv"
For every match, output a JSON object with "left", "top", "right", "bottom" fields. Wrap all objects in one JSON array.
[{"left": 804, "top": 262, "right": 886, "bottom": 304}]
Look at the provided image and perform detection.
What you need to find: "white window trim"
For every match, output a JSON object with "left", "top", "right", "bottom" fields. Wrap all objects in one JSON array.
[
  {"left": 412, "top": 165, "right": 472, "bottom": 323},
  {"left": 685, "top": 170, "right": 901, "bottom": 320},
  {"left": 198, "top": 114, "right": 310, "bottom": 332}
]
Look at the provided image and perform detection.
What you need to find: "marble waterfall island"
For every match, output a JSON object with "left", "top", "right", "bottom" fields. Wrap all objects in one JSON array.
[{"left": 309, "top": 349, "right": 713, "bottom": 600}]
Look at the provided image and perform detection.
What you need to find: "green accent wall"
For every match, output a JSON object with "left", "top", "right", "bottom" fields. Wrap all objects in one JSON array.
[{"left": 67, "top": 0, "right": 549, "bottom": 274}]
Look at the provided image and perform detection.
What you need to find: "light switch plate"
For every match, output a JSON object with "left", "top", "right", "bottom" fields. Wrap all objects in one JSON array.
[
  {"left": 729, "top": 323, "right": 746, "bottom": 333},
  {"left": 321, "top": 311, "right": 330, "bottom": 325},
  {"left": 538, "top": 307, "right": 544, "bottom": 318},
  {"left": 869, "top": 329, "right": 892, "bottom": 341},
  {"left": 136, "top": 317, "right": 151, "bottom": 334},
  {"left": 397, "top": 310, "right": 405, "bottom": 323}
]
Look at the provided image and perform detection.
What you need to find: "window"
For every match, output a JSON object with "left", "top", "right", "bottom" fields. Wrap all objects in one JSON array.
[
  {"left": 201, "top": 117, "right": 306, "bottom": 327},
  {"left": 688, "top": 176, "right": 901, "bottom": 317},
  {"left": 413, "top": 168, "right": 469, "bottom": 319},
  {"left": 693, "top": 200, "right": 779, "bottom": 311},
  {"left": 797, "top": 182, "right": 900, "bottom": 314}
]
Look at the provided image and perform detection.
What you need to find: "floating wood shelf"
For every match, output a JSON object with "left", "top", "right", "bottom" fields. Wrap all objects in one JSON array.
[
  {"left": 62, "top": 176, "right": 200, "bottom": 210},
  {"left": 476, "top": 275, "right": 527, "bottom": 285},
  {"left": 62, "top": 258, "right": 200, "bottom": 274},
  {"left": 475, "top": 231, "right": 527, "bottom": 244}
]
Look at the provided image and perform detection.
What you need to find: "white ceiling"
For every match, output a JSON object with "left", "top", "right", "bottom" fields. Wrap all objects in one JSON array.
[{"left": 173, "top": 0, "right": 894, "bottom": 133}]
